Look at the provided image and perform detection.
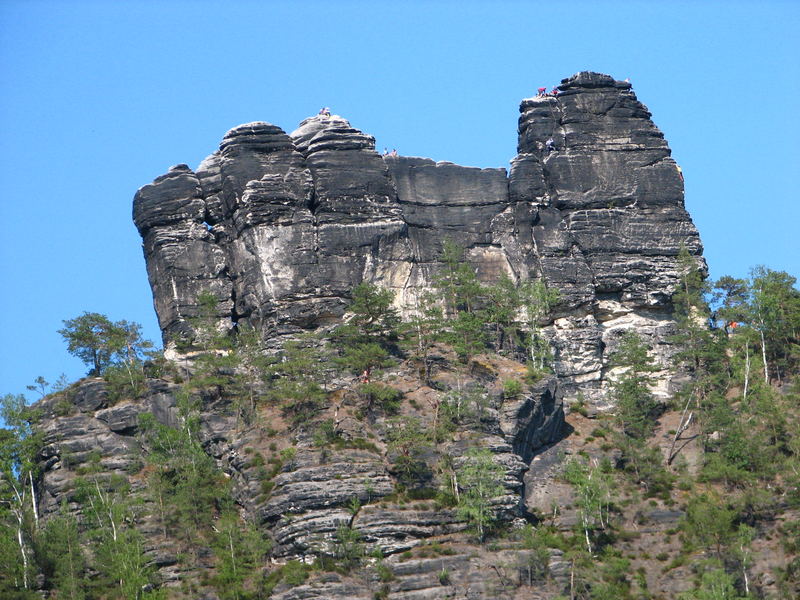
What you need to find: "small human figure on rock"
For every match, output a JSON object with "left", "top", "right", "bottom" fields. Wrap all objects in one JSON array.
[
  {"left": 551, "top": 87, "right": 559, "bottom": 96},
  {"left": 676, "top": 165, "right": 683, "bottom": 181},
  {"left": 537, "top": 87, "right": 547, "bottom": 97},
  {"left": 383, "top": 147, "right": 389, "bottom": 156},
  {"left": 545, "top": 138, "right": 555, "bottom": 153},
  {"left": 390, "top": 148, "right": 398, "bottom": 156},
  {"left": 318, "top": 107, "right": 331, "bottom": 117}
]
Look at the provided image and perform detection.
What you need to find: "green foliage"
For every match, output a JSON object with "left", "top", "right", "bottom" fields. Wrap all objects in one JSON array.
[
  {"left": 678, "top": 564, "right": 747, "bottom": 600},
  {"left": 75, "top": 474, "right": 161, "bottom": 599},
  {"left": 0, "top": 393, "right": 43, "bottom": 593},
  {"left": 329, "top": 524, "right": 365, "bottom": 572},
  {"left": 748, "top": 266, "right": 800, "bottom": 383},
  {"left": 336, "top": 341, "right": 392, "bottom": 376},
  {"left": 438, "top": 386, "right": 489, "bottom": 433},
  {"left": 519, "top": 279, "right": 559, "bottom": 369},
  {"left": 502, "top": 377, "right": 523, "bottom": 399},
  {"left": 262, "top": 560, "right": 312, "bottom": 596},
  {"left": 682, "top": 493, "right": 737, "bottom": 558},
  {"left": 516, "top": 524, "right": 551, "bottom": 580},
  {"left": 210, "top": 511, "right": 268, "bottom": 600},
  {"left": 403, "top": 288, "right": 445, "bottom": 382},
  {"left": 59, "top": 312, "right": 153, "bottom": 378},
  {"left": 386, "top": 416, "right": 434, "bottom": 486},
  {"left": 615, "top": 435, "right": 674, "bottom": 497},
  {"left": 339, "top": 282, "right": 401, "bottom": 344},
  {"left": 456, "top": 447, "right": 506, "bottom": 542},
  {"left": 357, "top": 382, "right": 403, "bottom": 415},
  {"left": 38, "top": 505, "right": 85, "bottom": 600},
  {"left": 610, "top": 331, "right": 659, "bottom": 440},
  {"left": 333, "top": 282, "right": 400, "bottom": 375},
  {"left": 267, "top": 337, "right": 328, "bottom": 423},
  {"left": 433, "top": 240, "right": 490, "bottom": 361},
  {"left": 138, "top": 407, "right": 230, "bottom": 548},
  {"left": 563, "top": 458, "right": 613, "bottom": 554}
]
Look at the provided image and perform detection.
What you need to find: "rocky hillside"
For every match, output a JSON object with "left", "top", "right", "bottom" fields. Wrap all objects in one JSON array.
[{"left": 10, "top": 72, "right": 797, "bottom": 600}]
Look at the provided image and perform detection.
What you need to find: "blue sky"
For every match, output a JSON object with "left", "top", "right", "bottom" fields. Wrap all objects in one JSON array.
[{"left": 1, "top": 0, "right": 798, "bottom": 401}]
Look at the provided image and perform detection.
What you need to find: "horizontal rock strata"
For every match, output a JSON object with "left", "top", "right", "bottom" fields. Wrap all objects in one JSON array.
[{"left": 134, "top": 71, "right": 703, "bottom": 410}]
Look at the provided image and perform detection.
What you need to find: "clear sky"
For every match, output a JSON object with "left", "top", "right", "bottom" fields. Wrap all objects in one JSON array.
[{"left": 1, "top": 0, "right": 798, "bottom": 402}]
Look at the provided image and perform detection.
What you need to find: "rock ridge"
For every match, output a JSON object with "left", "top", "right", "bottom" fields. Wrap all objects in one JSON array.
[{"left": 133, "top": 71, "right": 704, "bottom": 409}]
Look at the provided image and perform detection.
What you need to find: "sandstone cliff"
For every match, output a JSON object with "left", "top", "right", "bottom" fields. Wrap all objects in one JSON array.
[
  {"left": 133, "top": 71, "right": 703, "bottom": 411},
  {"left": 28, "top": 72, "right": 711, "bottom": 599}
]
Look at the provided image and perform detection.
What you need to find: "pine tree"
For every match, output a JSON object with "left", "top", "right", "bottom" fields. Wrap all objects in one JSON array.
[
  {"left": 609, "top": 332, "right": 659, "bottom": 440},
  {"left": 456, "top": 448, "right": 506, "bottom": 542}
]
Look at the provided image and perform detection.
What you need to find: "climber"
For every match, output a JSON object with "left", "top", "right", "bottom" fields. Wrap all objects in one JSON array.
[
  {"left": 545, "top": 138, "right": 555, "bottom": 153},
  {"left": 537, "top": 87, "right": 547, "bottom": 97},
  {"left": 390, "top": 148, "right": 398, "bottom": 156},
  {"left": 676, "top": 165, "right": 684, "bottom": 181},
  {"left": 319, "top": 107, "right": 331, "bottom": 117},
  {"left": 551, "top": 87, "right": 559, "bottom": 96},
  {"left": 382, "top": 147, "right": 389, "bottom": 156}
]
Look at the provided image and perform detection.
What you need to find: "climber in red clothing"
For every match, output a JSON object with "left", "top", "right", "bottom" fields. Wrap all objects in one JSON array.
[{"left": 537, "top": 87, "right": 547, "bottom": 97}]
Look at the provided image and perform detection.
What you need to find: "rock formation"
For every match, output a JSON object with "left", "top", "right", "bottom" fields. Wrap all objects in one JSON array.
[
  {"left": 26, "top": 72, "right": 709, "bottom": 599},
  {"left": 134, "top": 71, "right": 704, "bottom": 409}
]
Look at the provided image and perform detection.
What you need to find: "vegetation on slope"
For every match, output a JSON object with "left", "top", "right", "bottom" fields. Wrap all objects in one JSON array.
[{"left": 1, "top": 243, "right": 799, "bottom": 599}]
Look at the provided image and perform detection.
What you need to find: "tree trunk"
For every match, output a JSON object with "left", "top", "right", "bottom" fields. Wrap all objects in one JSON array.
[
  {"left": 29, "top": 470, "right": 39, "bottom": 528},
  {"left": 667, "top": 396, "right": 694, "bottom": 465},
  {"left": 743, "top": 341, "right": 750, "bottom": 402}
]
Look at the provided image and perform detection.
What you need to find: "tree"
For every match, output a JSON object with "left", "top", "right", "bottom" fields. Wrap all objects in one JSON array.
[
  {"left": 749, "top": 266, "right": 800, "bottom": 384},
  {"left": 75, "top": 472, "right": 161, "bottom": 599},
  {"left": 333, "top": 282, "right": 400, "bottom": 377},
  {"left": 138, "top": 407, "right": 228, "bottom": 549},
  {"left": 38, "top": 504, "right": 86, "bottom": 600},
  {"left": 433, "top": 240, "right": 487, "bottom": 362},
  {"left": 678, "top": 565, "right": 747, "bottom": 600},
  {"left": 456, "top": 447, "right": 506, "bottom": 542},
  {"left": 210, "top": 511, "right": 267, "bottom": 600},
  {"left": 519, "top": 280, "right": 559, "bottom": 372},
  {"left": 563, "top": 458, "right": 612, "bottom": 554},
  {"left": 0, "top": 394, "right": 43, "bottom": 592},
  {"left": 683, "top": 493, "right": 737, "bottom": 559},
  {"left": 267, "top": 337, "right": 329, "bottom": 423},
  {"left": 482, "top": 273, "right": 521, "bottom": 353},
  {"left": 404, "top": 288, "right": 446, "bottom": 383},
  {"left": 59, "top": 312, "right": 152, "bottom": 377},
  {"left": 609, "top": 332, "right": 659, "bottom": 440},
  {"left": 386, "top": 416, "right": 433, "bottom": 487}
]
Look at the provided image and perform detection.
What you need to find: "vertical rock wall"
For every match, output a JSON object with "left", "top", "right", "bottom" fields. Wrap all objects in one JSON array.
[{"left": 133, "top": 71, "right": 703, "bottom": 409}]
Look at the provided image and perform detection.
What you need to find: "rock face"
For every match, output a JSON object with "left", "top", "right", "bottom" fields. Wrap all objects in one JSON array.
[
  {"left": 29, "top": 73, "right": 705, "bottom": 599},
  {"left": 34, "top": 365, "right": 567, "bottom": 597},
  {"left": 134, "top": 71, "right": 703, "bottom": 410}
]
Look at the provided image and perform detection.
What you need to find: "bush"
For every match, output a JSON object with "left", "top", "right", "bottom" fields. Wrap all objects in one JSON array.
[
  {"left": 502, "top": 378, "right": 523, "bottom": 399},
  {"left": 358, "top": 382, "right": 403, "bottom": 415}
]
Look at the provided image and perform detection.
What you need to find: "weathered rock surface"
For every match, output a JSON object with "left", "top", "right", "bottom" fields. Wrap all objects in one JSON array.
[
  {"left": 134, "top": 71, "right": 703, "bottom": 410},
  {"left": 31, "top": 72, "right": 708, "bottom": 599},
  {"left": 34, "top": 358, "right": 566, "bottom": 598}
]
